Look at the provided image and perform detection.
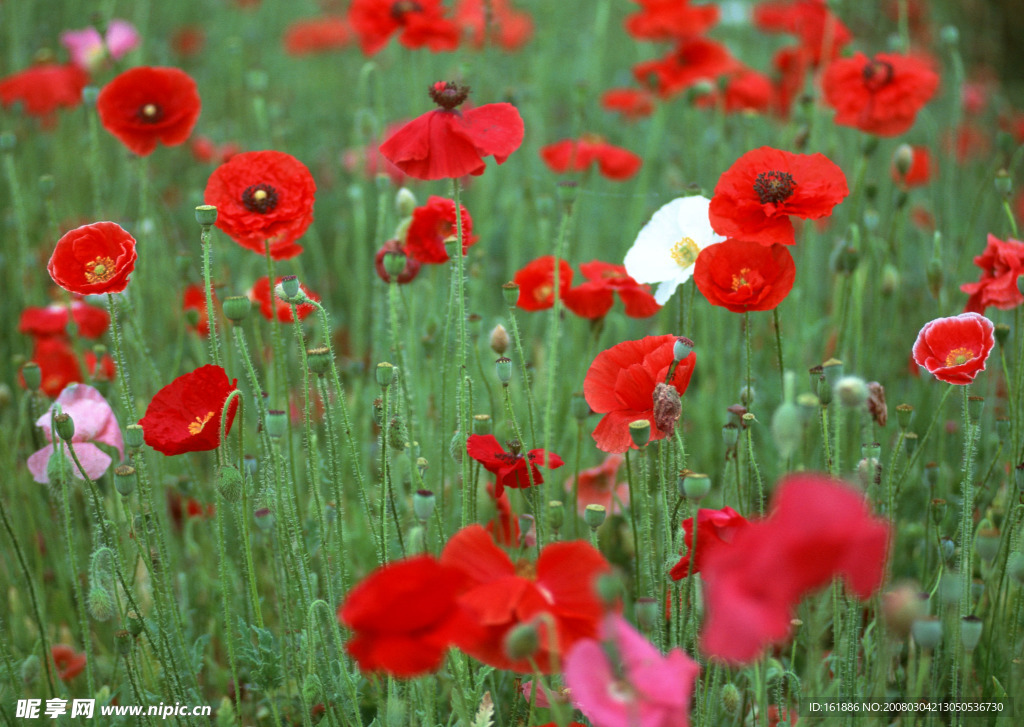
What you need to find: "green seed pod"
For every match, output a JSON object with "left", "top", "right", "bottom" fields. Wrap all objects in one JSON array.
[
  {"left": 195, "top": 204, "right": 218, "bottom": 226},
  {"left": 114, "top": 464, "right": 136, "bottom": 496},
  {"left": 628, "top": 420, "right": 650, "bottom": 448},
  {"left": 472, "top": 413, "right": 492, "bottom": 434},
  {"left": 376, "top": 362, "right": 395, "bottom": 389},
  {"left": 960, "top": 616, "right": 983, "bottom": 652},
  {"left": 570, "top": 393, "right": 591, "bottom": 420},
  {"left": 54, "top": 412, "right": 75, "bottom": 442},
  {"left": 413, "top": 490, "right": 435, "bottom": 522},
  {"left": 584, "top": 503, "right": 606, "bottom": 530},
  {"left": 911, "top": 617, "right": 942, "bottom": 650},
  {"left": 222, "top": 295, "right": 251, "bottom": 324},
  {"left": 683, "top": 472, "right": 711, "bottom": 501},
  {"left": 501, "top": 282, "right": 519, "bottom": 307},
  {"left": 306, "top": 346, "right": 332, "bottom": 376},
  {"left": 22, "top": 362, "right": 42, "bottom": 391},
  {"left": 265, "top": 410, "right": 287, "bottom": 439},
  {"left": 547, "top": 500, "right": 565, "bottom": 532},
  {"left": 495, "top": 356, "right": 513, "bottom": 385},
  {"left": 503, "top": 622, "right": 539, "bottom": 660}
]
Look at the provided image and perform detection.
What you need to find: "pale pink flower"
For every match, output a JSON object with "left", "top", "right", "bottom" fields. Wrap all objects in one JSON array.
[
  {"left": 27, "top": 383, "right": 123, "bottom": 484},
  {"left": 61, "top": 20, "right": 140, "bottom": 71}
]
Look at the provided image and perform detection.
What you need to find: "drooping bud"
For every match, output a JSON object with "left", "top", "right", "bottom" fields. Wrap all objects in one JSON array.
[{"left": 217, "top": 464, "right": 243, "bottom": 503}]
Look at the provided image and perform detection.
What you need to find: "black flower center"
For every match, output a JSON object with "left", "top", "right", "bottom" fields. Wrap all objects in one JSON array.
[
  {"left": 428, "top": 80, "right": 470, "bottom": 110},
  {"left": 753, "top": 170, "right": 796, "bottom": 205},
  {"left": 242, "top": 184, "right": 279, "bottom": 214},
  {"left": 390, "top": 0, "right": 422, "bottom": 20},
  {"left": 137, "top": 103, "right": 163, "bottom": 123},
  {"left": 861, "top": 59, "right": 894, "bottom": 91}
]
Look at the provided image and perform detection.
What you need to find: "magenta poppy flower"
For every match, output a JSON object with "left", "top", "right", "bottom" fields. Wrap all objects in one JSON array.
[{"left": 27, "top": 383, "right": 123, "bottom": 483}]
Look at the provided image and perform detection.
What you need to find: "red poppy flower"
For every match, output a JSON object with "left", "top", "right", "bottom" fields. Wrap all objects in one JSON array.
[
  {"left": 633, "top": 37, "right": 739, "bottom": 99},
  {"left": 568, "top": 453, "right": 629, "bottom": 516},
  {"left": 96, "top": 66, "right": 201, "bottom": 156},
  {"left": 283, "top": 16, "right": 351, "bottom": 56},
  {"left": 380, "top": 82, "right": 524, "bottom": 181},
  {"left": 966, "top": 236, "right": 1024, "bottom": 313},
  {"left": 563, "top": 261, "right": 660, "bottom": 319},
  {"left": 48, "top": 222, "right": 137, "bottom": 295},
  {"left": 600, "top": 88, "right": 656, "bottom": 121},
  {"left": 139, "top": 364, "right": 239, "bottom": 455},
  {"left": 441, "top": 524, "right": 610, "bottom": 673},
  {"left": 26, "top": 337, "right": 82, "bottom": 398},
  {"left": 539, "top": 137, "right": 642, "bottom": 181},
  {"left": 0, "top": 63, "right": 89, "bottom": 126},
  {"left": 203, "top": 150, "right": 317, "bottom": 260},
  {"left": 708, "top": 147, "right": 849, "bottom": 246},
  {"left": 348, "top": 0, "right": 460, "bottom": 55},
  {"left": 699, "top": 475, "right": 890, "bottom": 663},
  {"left": 693, "top": 240, "right": 796, "bottom": 313},
  {"left": 455, "top": 0, "right": 533, "bottom": 51},
  {"left": 466, "top": 434, "right": 563, "bottom": 499},
  {"left": 669, "top": 506, "right": 749, "bottom": 580},
  {"left": 405, "top": 195, "right": 477, "bottom": 264},
  {"left": 248, "top": 276, "right": 319, "bottom": 323},
  {"left": 338, "top": 555, "right": 481, "bottom": 676},
  {"left": 182, "top": 283, "right": 210, "bottom": 336},
  {"left": 485, "top": 483, "right": 522, "bottom": 547},
  {"left": 19, "top": 300, "right": 109, "bottom": 340},
  {"left": 51, "top": 645, "right": 87, "bottom": 681},
  {"left": 694, "top": 68, "right": 776, "bottom": 115},
  {"left": 753, "top": 0, "right": 851, "bottom": 64},
  {"left": 625, "top": 0, "right": 720, "bottom": 41},
  {"left": 891, "top": 145, "right": 932, "bottom": 188},
  {"left": 944, "top": 124, "right": 990, "bottom": 164},
  {"left": 514, "top": 256, "right": 573, "bottom": 311},
  {"left": 375, "top": 239, "right": 422, "bottom": 283},
  {"left": 821, "top": 52, "right": 939, "bottom": 137},
  {"left": 771, "top": 45, "right": 812, "bottom": 119},
  {"left": 583, "top": 335, "right": 696, "bottom": 453},
  {"left": 912, "top": 312, "right": 995, "bottom": 385},
  {"left": 85, "top": 350, "right": 117, "bottom": 384}
]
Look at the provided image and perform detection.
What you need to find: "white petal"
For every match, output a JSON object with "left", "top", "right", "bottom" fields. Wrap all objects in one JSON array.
[
  {"left": 675, "top": 195, "right": 725, "bottom": 247},
  {"left": 654, "top": 277, "right": 684, "bottom": 305}
]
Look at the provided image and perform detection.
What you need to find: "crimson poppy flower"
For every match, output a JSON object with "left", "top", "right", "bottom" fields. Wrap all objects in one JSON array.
[
  {"left": 19, "top": 300, "right": 109, "bottom": 340},
  {"left": 583, "top": 335, "right": 696, "bottom": 453},
  {"left": 821, "top": 52, "right": 939, "bottom": 137},
  {"left": 753, "top": 0, "right": 851, "bottom": 64},
  {"left": 669, "top": 506, "right": 749, "bottom": 580},
  {"left": 204, "top": 150, "right": 317, "bottom": 260},
  {"left": 182, "top": 284, "right": 210, "bottom": 336},
  {"left": 961, "top": 235, "right": 1024, "bottom": 314},
  {"left": 891, "top": 145, "right": 932, "bottom": 188},
  {"left": 484, "top": 483, "right": 523, "bottom": 547},
  {"left": 600, "top": 88, "right": 656, "bottom": 121},
  {"left": 694, "top": 68, "right": 776, "bottom": 115},
  {"left": 248, "top": 276, "right": 319, "bottom": 322},
  {"left": 771, "top": 45, "right": 812, "bottom": 118},
  {"left": 693, "top": 239, "right": 796, "bottom": 313},
  {"left": 348, "top": 0, "right": 460, "bottom": 55},
  {"left": 375, "top": 239, "right": 422, "bottom": 283},
  {"left": 405, "top": 195, "right": 477, "bottom": 263},
  {"left": 379, "top": 81, "right": 524, "bottom": 180},
  {"left": 455, "top": 0, "right": 533, "bottom": 51},
  {"left": 513, "top": 256, "right": 573, "bottom": 311},
  {"left": 466, "top": 434, "right": 563, "bottom": 499},
  {"left": 0, "top": 63, "right": 89, "bottom": 126},
  {"left": 633, "top": 37, "right": 739, "bottom": 99},
  {"left": 539, "top": 136, "right": 643, "bottom": 181},
  {"left": 96, "top": 66, "right": 201, "bottom": 156},
  {"left": 167, "top": 490, "right": 215, "bottom": 529},
  {"left": 567, "top": 453, "right": 629, "bottom": 516},
  {"left": 563, "top": 261, "right": 660, "bottom": 319},
  {"left": 625, "top": 0, "right": 720, "bottom": 41},
  {"left": 25, "top": 337, "right": 80, "bottom": 397},
  {"left": 51, "top": 645, "right": 87, "bottom": 681},
  {"left": 699, "top": 475, "right": 890, "bottom": 663},
  {"left": 708, "top": 147, "right": 849, "bottom": 246},
  {"left": 912, "top": 312, "right": 995, "bottom": 385},
  {"left": 283, "top": 16, "right": 351, "bottom": 56},
  {"left": 441, "top": 524, "right": 610, "bottom": 673},
  {"left": 139, "top": 364, "right": 239, "bottom": 455},
  {"left": 48, "top": 222, "right": 137, "bottom": 295},
  {"left": 85, "top": 350, "right": 117, "bottom": 384}
]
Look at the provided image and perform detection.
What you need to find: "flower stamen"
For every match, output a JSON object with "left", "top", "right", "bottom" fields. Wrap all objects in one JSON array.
[
  {"left": 242, "top": 184, "right": 279, "bottom": 214},
  {"left": 944, "top": 347, "right": 975, "bottom": 367},
  {"left": 753, "top": 171, "right": 796, "bottom": 205},
  {"left": 670, "top": 237, "right": 700, "bottom": 270},
  {"left": 84, "top": 256, "right": 116, "bottom": 284},
  {"left": 137, "top": 103, "right": 162, "bottom": 123},
  {"left": 187, "top": 411, "right": 215, "bottom": 435}
]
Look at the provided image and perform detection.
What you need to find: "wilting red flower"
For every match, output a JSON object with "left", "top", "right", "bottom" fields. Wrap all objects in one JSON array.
[
  {"left": 584, "top": 335, "right": 696, "bottom": 453},
  {"left": 51, "top": 645, "right": 87, "bottom": 681},
  {"left": 563, "top": 261, "right": 660, "bottom": 319},
  {"left": 0, "top": 63, "right": 89, "bottom": 126},
  {"left": 375, "top": 239, "right": 422, "bottom": 283},
  {"left": 822, "top": 52, "right": 939, "bottom": 137},
  {"left": 694, "top": 68, "right": 775, "bottom": 115},
  {"left": 625, "top": 0, "right": 719, "bottom": 41},
  {"left": 514, "top": 256, "right": 573, "bottom": 311},
  {"left": 139, "top": 364, "right": 239, "bottom": 456},
  {"left": 753, "top": 0, "right": 851, "bottom": 64},
  {"left": 19, "top": 300, "right": 109, "bottom": 340},
  {"left": 182, "top": 284, "right": 210, "bottom": 336},
  {"left": 633, "top": 37, "right": 739, "bottom": 99},
  {"left": 455, "top": 0, "right": 533, "bottom": 51},
  {"left": 441, "top": 524, "right": 610, "bottom": 672},
  {"left": 568, "top": 454, "right": 629, "bottom": 516},
  {"left": 960, "top": 235, "right": 1024, "bottom": 314},
  {"left": 912, "top": 312, "right": 995, "bottom": 385},
  {"left": 891, "top": 145, "right": 932, "bottom": 187},
  {"left": 48, "top": 222, "right": 137, "bottom": 295},
  {"left": 380, "top": 81, "right": 524, "bottom": 181},
  {"left": 708, "top": 147, "right": 849, "bottom": 246},
  {"left": 539, "top": 137, "right": 642, "bottom": 181},
  {"left": 669, "top": 506, "right": 749, "bottom": 580},
  {"left": 348, "top": 0, "right": 460, "bottom": 55},
  {"left": 700, "top": 475, "right": 890, "bottom": 663},
  {"left": 338, "top": 555, "right": 481, "bottom": 676},
  {"left": 283, "top": 16, "right": 351, "bottom": 55},
  {"left": 204, "top": 150, "right": 317, "bottom": 260},
  {"left": 601, "top": 88, "right": 656, "bottom": 121},
  {"left": 248, "top": 276, "right": 319, "bottom": 322},
  {"left": 405, "top": 195, "right": 476, "bottom": 264},
  {"left": 96, "top": 66, "right": 201, "bottom": 155},
  {"left": 693, "top": 240, "right": 796, "bottom": 313},
  {"left": 466, "top": 434, "right": 563, "bottom": 499}
]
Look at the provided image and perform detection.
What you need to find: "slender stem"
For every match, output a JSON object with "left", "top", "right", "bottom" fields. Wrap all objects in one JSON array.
[
  {"left": 772, "top": 307, "right": 785, "bottom": 398},
  {"left": 200, "top": 222, "right": 222, "bottom": 368}
]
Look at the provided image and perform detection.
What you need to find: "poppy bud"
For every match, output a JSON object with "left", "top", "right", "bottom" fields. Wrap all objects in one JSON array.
[
  {"left": 22, "top": 361, "right": 42, "bottom": 391},
  {"left": 673, "top": 336, "right": 694, "bottom": 361},
  {"left": 652, "top": 382, "right": 681, "bottom": 435},
  {"left": 739, "top": 385, "right": 755, "bottom": 407},
  {"left": 218, "top": 464, "right": 243, "bottom": 503},
  {"left": 504, "top": 622, "right": 539, "bottom": 661},
  {"left": 495, "top": 357, "right": 513, "bottom": 385},
  {"left": 682, "top": 472, "right": 711, "bottom": 501},
  {"left": 960, "top": 616, "right": 983, "bottom": 652},
  {"left": 265, "top": 410, "right": 287, "bottom": 439},
  {"left": 721, "top": 423, "right": 739, "bottom": 450},
  {"left": 995, "top": 169, "right": 1012, "bottom": 200},
  {"left": 821, "top": 358, "right": 843, "bottom": 387},
  {"left": 830, "top": 239, "right": 859, "bottom": 274},
  {"left": 254, "top": 507, "right": 275, "bottom": 531},
  {"left": 472, "top": 413, "right": 491, "bottom": 434},
  {"left": 376, "top": 362, "right": 395, "bottom": 389},
  {"left": 628, "top": 420, "right": 650, "bottom": 448},
  {"left": 721, "top": 684, "right": 741, "bottom": 717},
  {"left": 195, "top": 204, "right": 218, "bottom": 227},
  {"left": 995, "top": 324, "right": 1010, "bottom": 347},
  {"left": 880, "top": 263, "right": 899, "bottom": 298},
  {"left": 967, "top": 395, "right": 984, "bottom": 424},
  {"left": 449, "top": 430, "right": 464, "bottom": 464},
  {"left": 114, "top": 464, "right": 136, "bottom": 496},
  {"left": 929, "top": 498, "right": 946, "bottom": 526},
  {"left": 863, "top": 208, "right": 879, "bottom": 232},
  {"left": 489, "top": 324, "right": 509, "bottom": 355},
  {"left": 556, "top": 180, "right": 578, "bottom": 207},
  {"left": 306, "top": 346, "right": 332, "bottom": 376},
  {"left": 926, "top": 257, "right": 943, "bottom": 299},
  {"left": 501, "top": 282, "right": 519, "bottom": 307},
  {"left": 911, "top": 617, "right": 942, "bottom": 651},
  {"left": 595, "top": 572, "right": 622, "bottom": 606},
  {"left": 88, "top": 585, "right": 115, "bottom": 621},
  {"left": 547, "top": 500, "right": 565, "bottom": 532},
  {"left": 836, "top": 376, "right": 868, "bottom": 408},
  {"left": 413, "top": 490, "right": 435, "bottom": 522},
  {"left": 570, "top": 393, "right": 591, "bottom": 420},
  {"left": 125, "top": 610, "right": 144, "bottom": 636},
  {"left": 115, "top": 629, "right": 132, "bottom": 656},
  {"left": 975, "top": 527, "right": 1000, "bottom": 562},
  {"left": 893, "top": 144, "right": 914, "bottom": 177},
  {"left": 20, "top": 654, "right": 40, "bottom": 685},
  {"left": 54, "top": 412, "right": 75, "bottom": 442},
  {"left": 895, "top": 404, "right": 914, "bottom": 431},
  {"left": 280, "top": 275, "right": 301, "bottom": 300},
  {"left": 222, "top": 295, "right": 251, "bottom": 324},
  {"left": 395, "top": 187, "right": 417, "bottom": 217},
  {"left": 807, "top": 365, "right": 823, "bottom": 392},
  {"left": 584, "top": 503, "right": 606, "bottom": 530}
]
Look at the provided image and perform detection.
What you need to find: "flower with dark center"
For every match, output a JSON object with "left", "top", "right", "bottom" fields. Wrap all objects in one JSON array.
[
  {"left": 390, "top": 0, "right": 423, "bottom": 20},
  {"left": 861, "top": 59, "right": 894, "bottom": 90},
  {"left": 428, "top": 80, "right": 470, "bottom": 109},
  {"left": 242, "top": 184, "right": 279, "bottom": 214},
  {"left": 466, "top": 434, "right": 563, "bottom": 498},
  {"left": 753, "top": 170, "right": 796, "bottom": 205},
  {"left": 136, "top": 102, "right": 163, "bottom": 123}
]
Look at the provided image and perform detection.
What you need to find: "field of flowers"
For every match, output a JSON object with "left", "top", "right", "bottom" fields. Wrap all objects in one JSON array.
[{"left": 2, "top": 1, "right": 1023, "bottom": 725}]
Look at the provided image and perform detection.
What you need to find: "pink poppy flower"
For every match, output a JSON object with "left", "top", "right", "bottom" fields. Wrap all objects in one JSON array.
[{"left": 61, "top": 20, "right": 140, "bottom": 72}]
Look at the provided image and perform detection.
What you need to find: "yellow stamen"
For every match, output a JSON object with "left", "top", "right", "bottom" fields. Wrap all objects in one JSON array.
[
  {"left": 84, "top": 256, "right": 116, "bottom": 284},
  {"left": 670, "top": 237, "right": 700, "bottom": 270},
  {"left": 944, "top": 347, "right": 974, "bottom": 367},
  {"left": 188, "top": 411, "right": 215, "bottom": 436}
]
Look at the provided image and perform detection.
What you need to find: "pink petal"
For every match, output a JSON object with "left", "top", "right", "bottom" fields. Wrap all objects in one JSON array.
[
  {"left": 59, "top": 27, "right": 103, "bottom": 69},
  {"left": 68, "top": 442, "right": 113, "bottom": 481},
  {"left": 27, "top": 445, "right": 55, "bottom": 484},
  {"left": 105, "top": 20, "right": 141, "bottom": 59}
]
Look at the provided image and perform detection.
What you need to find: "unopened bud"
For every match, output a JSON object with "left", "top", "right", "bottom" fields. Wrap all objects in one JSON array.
[
  {"left": 217, "top": 464, "right": 243, "bottom": 503},
  {"left": 20, "top": 654, "right": 40, "bottom": 684},
  {"left": 307, "top": 346, "right": 332, "bottom": 376},
  {"left": 721, "top": 684, "right": 741, "bottom": 716},
  {"left": 570, "top": 393, "right": 591, "bottom": 420},
  {"left": 504, "top": 622, "right": 540, "bottom": 660},
  {"left": 489, "top": 324, "right": 509, "bottom": 355},
  {"left": 893, "top": 144, "right": 914, "bottom": 178},
  {"left": 926, "top": 257, "right": 943, "bottom": 299},
  {"left": 222, "top": 295, "right": 251, "bottom": 323},
  {"left": 547, "top": 500, "right": 565, "bottom": 531},
  {"left": 634, "top": 598, "right": 659, "bottom": 631},
  {"left": 995, "top": 169, "right": 1012, "bottom": 200},
  {"left": 395, "top": 187, "right": 417, "bottom": 217},
  {"left": 22, "top": 361, "right": 42, "bottom": 391},
  {"left": 88, "top": 586, "right": 115, "bottom": 621}
]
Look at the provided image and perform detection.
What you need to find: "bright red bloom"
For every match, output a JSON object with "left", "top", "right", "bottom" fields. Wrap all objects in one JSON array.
[
  {"left": 19, "top": 300, "right": 109, "bottom": 340},
  {"left": 600, "top": 88, "right": 656, "bottom": 121},
  {"left": 248, "top": 276, "right": 319, "bottom": 322},
  {"left": 96, "top": 66, "right": 200, "bottom": 155},
  {"left": 633, "top": 37, "right": 739, "bottom": 99},
  {"left": 283, "top": 16, "right": 351, "bottom": 55},
  {"left": 338, "top": 555, "right": 481, "bottom": 676},
  {"left": 51, "top": 645, "right": 87, "bottom": 681},
  {"left": 693, "top": 240, "right": 796, "bottom": 313},
  {"left": 140, "top": 364, "right": 239, "bottom": 456},
  {"left": 375, "top": 239, "right": 422, "bottom": 283},
  {"left": 28, "top": 337, "right": 82, "bottom": 398},
  {"left": 485, "top": 483, "right": 522, "bottom": 547},
  {"left": 625, "top": 0, "right": 720, "bottom": 41},
  {"left": 563, "top": 261, "right": 660, "bottom": 319},
  {"left": 514, "top": 256, "right": 573, "bottom": 311},
  {"left": 584, "top": 335, "right": 696, "bottom": 453},
  {"left": 753, "top": 0, "right": 851, "bottom": 64},
  {"left": 441, "top": 524, "right": 610, "bottom": 673},
  {"left": 822, "top": 52, "right": 939, "bottom": 137},
  {"left": 700, "top": 475, "right": 890, "bottom": 663},
  {"left": 694, "top": 68, "right": 776, "bottom": 115},
  {"left": 912, "top": 312, "right": 995, "bottom": 385},
  {"left": 772, "top": 45, "right": 812, "bottom": 118},
  {"left": 182, "top": 284, "right": 210, "bottom": 336},
  {"left": 466, "top": 434, "right": 564, "bottom": 500},
  {"left": 669, "top": 506, "right": 749, "bottom": 580},
  {"left": 348, "top": 0, "right": 460, "bottom": 55},
  {"left": 455, "top": 0, "right": 533, "bottom": 51},
  {"left": 708, "top": 147, "right": 849, "bottom": 246},
  {"left": 405, "top": 195, "right": 476, "bottom": 264},
  {"left": 48, "top": 222, "right": 137, "bottom": 295},
  {"left": 0, "top": 63, "right": 88, "bottom": 126},
  {"left": 967, "top": 235, "right": 1024, "bottom": 312},
  {"left": 379, "top": 81, "right": 524, "bottom": 181},
  {"left": 568, "top": 453, "right": 629, "bottom": 516},
  {"left": 204, "top": 150, "right": 317, "bottom": 260},
  {"left": 539, "top": 137, "right": 642, "bottom": 181},
  {"left": 891, "top": 145, "right": 932, "bottom": 188}
]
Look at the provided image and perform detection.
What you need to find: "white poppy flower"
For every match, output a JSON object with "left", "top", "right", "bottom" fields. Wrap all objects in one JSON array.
[{"left": 624, "top": 195, "right": 725, "bottom": 305}]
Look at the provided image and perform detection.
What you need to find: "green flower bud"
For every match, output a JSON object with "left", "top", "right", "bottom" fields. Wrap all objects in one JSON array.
[
  {"left": 21, "top": 653, "right": 42, "bottom": 683},
  {"left": 254, "top": 507, "right": 275, "bottom": 531},
  {"left": 721, "top": 422, "right": 739, "bottom": 450},
  {"left": 634, "top": 597, "right": 658, "bottom": 631},
  {"left": 115, "top": 629, "right": 132, "bottom": 656},
  {"left": 395, "top": 187, "right": 417, "bottom": 217},
  {"left": 114, "top": 464, "right": 136, "bottom": 496},
  {"left": 126, "top": 610, "right": 144, "bottom": 636},
  {"left": 222, "top": 295, "right": 251, "bottom": 324},
  {"left": 280, "top": 275, "right": 301, "bottom": 300},
  {"left": 721, "top": 684, "right": 741, "bottom": 717},
  {"left": 682, "top": 472, "right": 711, "bottom": 501},
  {"left": 995, "top": 169, "right": 1012, "bottom": 200},
  {"left": 217, "top": 464, "right": 243, "bottom": 503},
  {"left": 570, "top": 393, "right": 591, "bottom": 420},
  {"left": 88, "top": 585, "right": 115, "bottom": 621},
  {"left": 489, "top": 324, "right": 509, "bottom": 355},
  {"left": 22, "top": 361, "right": 42, "bottom": 391},
  {"left": 547, "top": 500, "right": 565, "bottom": 532},
  {"left": 771, "top": 401, "right": 802, "bottom": 459},
  {"left": 504, "top": 622, "right": 539, "bottom": 660}
]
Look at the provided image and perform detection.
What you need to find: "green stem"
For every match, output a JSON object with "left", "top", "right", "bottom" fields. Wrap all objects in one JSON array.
[{"left": 200, "top": 222, "right": 222, "bottom": 368}]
